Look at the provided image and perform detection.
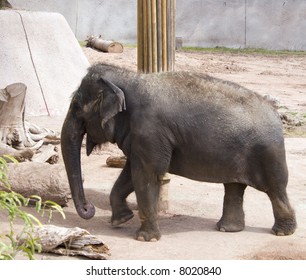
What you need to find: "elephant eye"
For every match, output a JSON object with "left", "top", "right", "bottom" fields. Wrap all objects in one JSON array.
[{"left": 92, "top": 98, "right": 101, "bottom": 112}]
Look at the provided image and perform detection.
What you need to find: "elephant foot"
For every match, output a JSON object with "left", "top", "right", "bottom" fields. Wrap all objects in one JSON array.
[
  {"left": 271, "top": 217, "right": 297, "bottom": 236},
  {"left": 216, "top": 218, "right": 245, "bottom": 232},
  {"left": 135, "top": 225, "right": 161, "bottom": 242},
  {"left": 111, "top": 209, "right": 134, "bottom": 227},
  {"left": 218, "top": 183, "right": 246, "bottom": 233},
  {"left": 267, "top": 191, "right": 297, "bottom": 236}
]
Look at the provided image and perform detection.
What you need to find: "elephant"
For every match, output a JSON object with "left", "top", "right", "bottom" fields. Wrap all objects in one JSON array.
[{"left": 61, "top": 63, "right": 297, "bottom": 242}]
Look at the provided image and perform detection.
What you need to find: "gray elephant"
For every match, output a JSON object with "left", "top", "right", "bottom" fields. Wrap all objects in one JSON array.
[{"left": 61, "top": 63, "right": 296, "bottom": 242}]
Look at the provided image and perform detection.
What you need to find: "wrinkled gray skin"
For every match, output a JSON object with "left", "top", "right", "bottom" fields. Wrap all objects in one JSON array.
[{"left": 61, "top": 63, "right": 297, "bottom": 242}]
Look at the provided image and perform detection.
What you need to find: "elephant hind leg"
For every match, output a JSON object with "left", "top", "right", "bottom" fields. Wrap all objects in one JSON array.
[
  {"left": 267, "top": 189, "right": 297, "bottom": 236},
  {"left": 217, "top": 183, "right": 247, "bottom": 232}
]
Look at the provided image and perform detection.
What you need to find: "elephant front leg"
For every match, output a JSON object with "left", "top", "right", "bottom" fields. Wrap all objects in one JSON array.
[
  {"left": 131, "top": 160, "right": 161, "bottom": 242},
  {"left": 217, "top": 183, "right": 247, "bottom": 232},
  {"left": 110, "top": 160, "right": 134, "bottom": 226},
  {"left": 135, "top": 183, "right": 161, "bottom": 242}
]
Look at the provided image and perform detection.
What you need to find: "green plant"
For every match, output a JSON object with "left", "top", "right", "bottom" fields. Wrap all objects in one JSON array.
[
  {"left": 79, "top": 41, "right": 87, "bottom": 47},
  {"left": 290, "top": 111, "right": 299, "bottom": 117},
  {"left": 0, "top": 155, "right": 65, "bottom": 260}
]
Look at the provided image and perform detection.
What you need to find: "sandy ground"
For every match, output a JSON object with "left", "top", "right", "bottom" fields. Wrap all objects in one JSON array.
[{"left": 2, "top": 47, "right": 306, "bottom": 260}]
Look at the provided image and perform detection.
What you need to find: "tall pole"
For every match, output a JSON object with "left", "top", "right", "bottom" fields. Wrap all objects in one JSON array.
[
  {"left": 137, "top": 0, "right": 144, "bottom": 71},
  {"left": 138, "top": 0, "right": 176, "bottom": 73},
  {"left": 137, "top": 0, "right": 176, "bottom": 212},
  {"left": 151, "top": 0, "right": 157, "bottom": 72}
]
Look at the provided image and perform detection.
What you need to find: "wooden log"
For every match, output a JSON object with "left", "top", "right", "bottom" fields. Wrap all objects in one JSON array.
[
  {"left": 106, "top": 156, "right": 127, "bottom": 168},
  {"left": 29, "top": 225, "right": 110, "bottom": 259},
  {"left": 1, "top": 162, "right": 71, "bottom": 206},
  {"left": 157, "top": 0, "right": 163, "bottom": 72},
  {"left": 143, "top": 0, "right": 148, "bottom": 72},
  {"left": 161, "top": 0, "right": 168, "bottom": 71},
  {"left": 137, "top": 0, "right": 144, "bottom": 72},
  {"left": 146, "top": 0, "right": 153, "bottom": 73},
  {"left": 87, "top": 36, "right": 123, "bottom": 53},
  {"left": 167, "top": 0, "right": 176, "bottom": 71},
  {"left": 137, "top": 0, "right": 176, "bottom": 73},
  {"left": 167, "top": 0, "right": 172, "bottom": 71},
  {"left": 136, "top": 0, "right": 176, "bottom": 211},
  {"left": 151, "top": 0, "right": 158, "bottom": 72},
  {"left": 158, "top": 173, "right": 171, "bottom": 212},
  {"left": 172, "top": 0, "right": 176, "bottom": 66}
]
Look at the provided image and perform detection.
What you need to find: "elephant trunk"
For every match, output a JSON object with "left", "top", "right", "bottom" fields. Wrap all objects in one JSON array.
[{"left": 61, "top": 114, "right": 95, "bottom": 219}]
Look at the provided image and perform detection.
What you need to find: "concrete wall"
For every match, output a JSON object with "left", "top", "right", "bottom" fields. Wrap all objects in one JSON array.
[
  {"left": 246, "top": 0, "right": 306, "bottom": 50},
  {"left": 176, "top": 0, "right": 246, "bottom": 48},
  {"left": 9, "top": 0, "right": 306, "bottom": 50},
  {"left": 10, "top": 0, "right": 138, "bottom": 44},
  {"left": 176, "top": 0, "right": 306, "bottom": 50}
]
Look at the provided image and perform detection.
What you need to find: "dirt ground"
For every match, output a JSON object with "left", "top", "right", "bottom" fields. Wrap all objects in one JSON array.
[{"left": 3, "top": 47, "right": 306, "bottom": 260}]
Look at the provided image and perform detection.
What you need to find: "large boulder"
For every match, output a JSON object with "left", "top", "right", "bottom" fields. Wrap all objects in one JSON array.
[{"left": 0, "top": 10, "right": 89, "bottom": 116}]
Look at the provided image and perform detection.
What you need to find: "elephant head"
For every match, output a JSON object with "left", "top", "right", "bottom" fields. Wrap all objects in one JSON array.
[{"left": 61, "top": 76, "right": 126, "bottom": 219}]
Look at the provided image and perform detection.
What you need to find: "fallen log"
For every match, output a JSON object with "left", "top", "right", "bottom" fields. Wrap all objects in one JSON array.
[
  {"left": 1, "top": 162, "right": 70, "bottom": 206},
  {"left": 86, "top": 35, "right": 123, "bottom": 53},
  {"left": 22, "top": 225, "right": 110, "bottom": 260},
  {"left": 106, "top": 155, "right": 127, "bottom": 168}
]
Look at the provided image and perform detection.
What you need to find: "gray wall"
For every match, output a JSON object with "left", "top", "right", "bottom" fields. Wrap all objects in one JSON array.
[
  {"left": 9, "top": 0, "right": 306, "bottom": 50},
  {"left": 10, "top": 0, "right": 138, "bottom": 44}
]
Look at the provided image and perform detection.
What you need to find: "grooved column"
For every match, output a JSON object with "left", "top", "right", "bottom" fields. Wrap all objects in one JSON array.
[
  {"left": 137, "top": 0, "right": 176, "bottom": 73},
  {"left": 137, "top": 0, "right": 176, "bottom": 212}
]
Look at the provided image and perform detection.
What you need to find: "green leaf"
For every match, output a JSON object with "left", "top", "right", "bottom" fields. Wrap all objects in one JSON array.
[{"left": 0, "top": 156, "right": 65, "bottom": 260}]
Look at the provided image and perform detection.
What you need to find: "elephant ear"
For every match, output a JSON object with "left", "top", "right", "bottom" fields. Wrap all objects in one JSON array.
[{"left": 100, "top": 78, "right": 126, "bottom": 128}]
